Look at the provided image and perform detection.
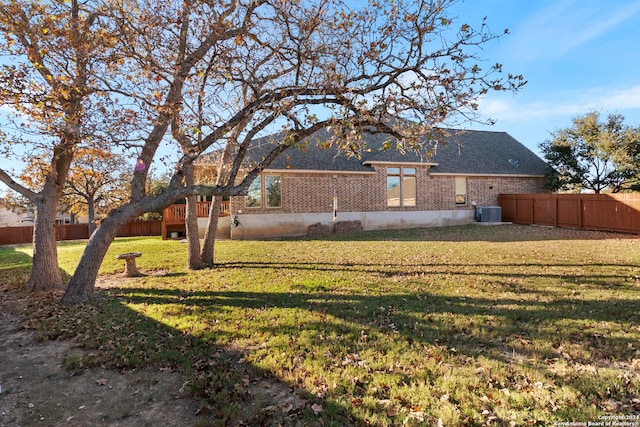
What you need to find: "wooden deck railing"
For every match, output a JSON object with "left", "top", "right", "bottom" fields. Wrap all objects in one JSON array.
[{"left": 163, "top": 201, "right": 229, "bottom": 224}]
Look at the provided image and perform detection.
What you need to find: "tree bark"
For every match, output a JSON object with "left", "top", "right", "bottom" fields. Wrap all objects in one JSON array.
[
  {"left": 62, "top": 210, "right": 127, "bottom": 303},
  {"left": 184, "top": 165, "right": 202, "bottom": 270},
  {"left": 25, "top": 196, "right": 64, "bottom": 291},
  {"left": 201, "top": 195, "right": 222, "bottom": 267},
  {"left": 62, "top": 179, "right": 198, "bottom": 304},
  {"left": 87, "top": 197, "right": 96, "bottom": 236},
  {"left": 200, "top": 131, "right": 233, "bottom": 268}
]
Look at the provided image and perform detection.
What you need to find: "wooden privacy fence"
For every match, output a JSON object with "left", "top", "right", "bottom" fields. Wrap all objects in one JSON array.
[
  {"left": 0, "top": 220, "right": 162, "bottom": 246},
  {"left": 500, "top": 193, "right": 640, "bottom": 234},
  {"left": 116, "top": 220, "right": 162, "bottom": 238}
]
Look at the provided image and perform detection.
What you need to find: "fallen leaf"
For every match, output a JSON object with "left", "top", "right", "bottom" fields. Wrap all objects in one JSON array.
[
  {"left": 311, "top": 403, "right": 323, "bottom": 414},
  {"left": 602, "top": 398, "right": 622, "bottom": 412},
  {"left": 409, "top": 410, "right": 425, "bottom": 421},
  {"left": 178, "top": 381, "right": 190, "bottom": 394},
  {"left": 96, "top": 378, "right": 107, "bottom": 386}
]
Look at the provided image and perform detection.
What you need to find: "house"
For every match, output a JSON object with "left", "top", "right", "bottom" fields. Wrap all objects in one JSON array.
[
  {"left": 0, "top": 207, "right": 83, "bottom": 227},
  {"left": 162, "top": 127, "right": 551, "bottom": 239},
  {"left": 0, "top": 205, "right": 83, "bottom": 227},
  {"left": 0, "top": 206, "right": 25, "bottom": 227}
]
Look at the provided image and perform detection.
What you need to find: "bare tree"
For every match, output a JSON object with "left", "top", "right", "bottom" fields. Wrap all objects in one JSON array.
[{"left": 174, "top": 0, "right": 529, "bottom": 269}]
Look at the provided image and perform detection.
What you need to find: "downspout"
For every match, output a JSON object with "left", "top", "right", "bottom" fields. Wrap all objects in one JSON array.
[{"left": 472, "top": 201, "right": 481, "bottom": 222}]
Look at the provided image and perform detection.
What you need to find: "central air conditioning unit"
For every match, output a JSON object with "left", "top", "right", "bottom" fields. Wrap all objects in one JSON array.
[{"left": 479, "top": 206, "right": 502, "bottom": 222}]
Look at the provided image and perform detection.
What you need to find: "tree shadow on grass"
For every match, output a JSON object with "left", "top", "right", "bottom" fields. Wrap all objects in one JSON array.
[
  {"left": 2, "top": 249, "right": 353, "bottom": 424},
  {"left": 110, "top": 279, "right": 640, "bottom": 423},
  {"left": 0, "top": 246, "right": 71, "bottom": 290},
  {"left": 218, "top": 260, "right": 640, "bottom": 292},
  {"left": 24, "top": 290, "right": 362, "bottom": 426},
  {"left": 10, "top": 237, "right": 640, "bottom": 423},
  {"left": 281, "top": 223, "right": 640, "bottom": 243},
  {"left": 115, "top": 286, "right": 640, "bottom": 352}
]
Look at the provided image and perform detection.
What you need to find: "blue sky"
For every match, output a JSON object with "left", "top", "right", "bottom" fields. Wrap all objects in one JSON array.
[
  {"left": 453, "top": 0, "right": 640, "bottom": 156},
  {"left": 2, "top": 0, "right": 640, "bottom": 189}
]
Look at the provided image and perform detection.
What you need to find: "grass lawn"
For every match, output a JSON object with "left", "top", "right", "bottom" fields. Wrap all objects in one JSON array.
[{"left": 2, "top": 224, "right": 640, "bottom": 426}]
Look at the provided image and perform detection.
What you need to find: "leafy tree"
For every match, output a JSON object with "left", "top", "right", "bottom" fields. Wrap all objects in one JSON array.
[
  {"left": 138, "top": 172, "right": 172, "bottom": 221},
  {"left": 541, "top": 112, "right": 640, "bottom": 193},
  {"left": 1, "top": 186, "right": 32, "bottom": 218},
  {"left": 3, "top": 148, "right": 130, "bottom": 234},
  {"left": 0, "top": 0, "right": 525, "bottom": 303},
  {"left": 0, "top": 0, "right": 135, "bottom": 290},
  {"left": 63, "top": 147, "right": 130, "bottom": 235}
]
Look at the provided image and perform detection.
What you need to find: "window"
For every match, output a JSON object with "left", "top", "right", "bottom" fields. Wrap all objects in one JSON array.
[
  {"left": 244, "top": 175, "right": 282, "bottom": 208},
  {"left": 245, "top": 177, "right": 262, "bottom": 208},
  {"left": 455, "top": 177, "right": 467, "bottom": 205},
  {"left": 403, "top": 168, "right": 416, "bottom": 206},
  {"left": 265, "top": 175, "right": 281, "bottom": 208},
  {"left": 387, "top": 167, "right": 416, "bottom": 207}
]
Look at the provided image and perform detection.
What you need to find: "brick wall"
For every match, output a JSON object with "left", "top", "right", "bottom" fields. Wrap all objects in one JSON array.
[
  {"left": 466, "top": 176, "right": 547, "bottom": 207},
  {"left": 229, "top": 167, "right": 548, "bottom": 215}
]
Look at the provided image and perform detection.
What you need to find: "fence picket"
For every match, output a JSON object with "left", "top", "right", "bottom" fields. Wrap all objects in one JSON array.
[
  {"left": 0, "top": 220, "right": 162, "bottom": 246},
  {"left": 500, "top": 193, "right": 640, "bottom": 234}
]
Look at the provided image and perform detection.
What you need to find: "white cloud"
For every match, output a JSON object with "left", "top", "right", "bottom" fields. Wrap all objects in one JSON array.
[
  {"left": 509, "top": 0, "right": 640, "bottom": 62},
  {"left": 599, "top": 85, "right": 640, "bottom": 110},
  {"left": 477, "top": 84, "right": 640, "bottom": 123}
]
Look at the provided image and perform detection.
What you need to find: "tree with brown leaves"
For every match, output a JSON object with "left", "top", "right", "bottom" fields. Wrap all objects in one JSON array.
[{"left": 0, "top": 0, "right": 131, "bottom": 291}]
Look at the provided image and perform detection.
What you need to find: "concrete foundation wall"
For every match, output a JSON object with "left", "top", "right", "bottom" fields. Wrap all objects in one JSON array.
[
  {"left": 228, "top": 210, "right": 475, "bottom": 239},
  {"left": 196, "top": 217, "right": 231, "bottom": 239}
]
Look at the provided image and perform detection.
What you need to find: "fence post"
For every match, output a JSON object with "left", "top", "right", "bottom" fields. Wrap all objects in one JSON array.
[
  {"left": 531, "top": 195, "right": 535, "bottom": 225},
  {"left": 578, "top": 196, "right": 583, "bottom": 230}
]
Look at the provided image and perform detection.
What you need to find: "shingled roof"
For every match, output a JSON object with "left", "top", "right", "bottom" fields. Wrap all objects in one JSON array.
[{"left": 247, "top": 127, "right": 549, "bottom": 176}]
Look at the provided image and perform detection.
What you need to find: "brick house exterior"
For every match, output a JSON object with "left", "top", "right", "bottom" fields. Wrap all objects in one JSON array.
[
  {"left": 194, "top": 127, "right": 551, "bottom": 239},
  {"left": 230, "top": 172, "right": 546, "bottom": 215}
]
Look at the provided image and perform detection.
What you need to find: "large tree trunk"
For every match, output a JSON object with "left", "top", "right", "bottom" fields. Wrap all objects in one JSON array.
[
  {"left": 87, "top": 197, "right": 96, "bottom": 236},
  {"left": 87, "top": 198, "right": 96, "bottom": 236},
  {"left": 184, "top": 165, "right": 202, "bottom": 270},
  {"left": 25, "top": 197, "right": 63, "bottom": 291},
  {"left": 200, "top": 195, "right": 222, "bottom": 268},
  {"left": 62, "top": 211, "right": 127, "bottom": 304},
  {"left": 185, "top": 195, "right": 202, "bottom": 270},
  {"left": 200, "top": 132, "right": 233, "bottom": 268}
]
